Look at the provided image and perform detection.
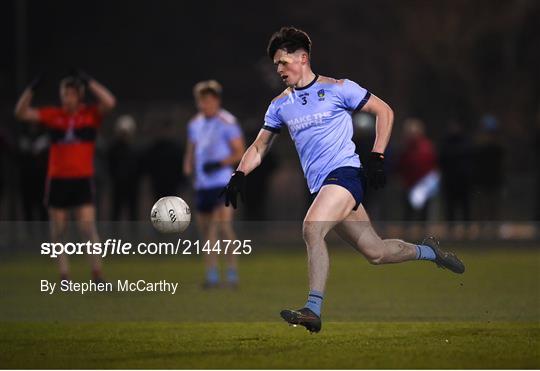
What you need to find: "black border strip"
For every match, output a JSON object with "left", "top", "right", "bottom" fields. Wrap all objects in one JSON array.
[
  {"left": 355, "top": 91, "right": 372, "bottom": 111},
  {"left": 262, "top": 124, "right": 281, "bottom": 134}
]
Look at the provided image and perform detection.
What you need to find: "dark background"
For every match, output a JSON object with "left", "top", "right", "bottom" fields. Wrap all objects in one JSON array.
[{"left": 1, "top": 0, "right": 539, "bottom": 224}]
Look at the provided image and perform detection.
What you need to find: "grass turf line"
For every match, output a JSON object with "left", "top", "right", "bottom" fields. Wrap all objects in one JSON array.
[{"left": 1, "top": 321, "right": 538, "bottom": 368}]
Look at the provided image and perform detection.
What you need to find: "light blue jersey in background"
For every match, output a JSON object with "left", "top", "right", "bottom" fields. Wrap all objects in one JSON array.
[
  {"left": 188, "top": 109, "right": 242, "bottom": 190},
  {"left": 263, "top": 76, "right": 371, "bottom": 193}
]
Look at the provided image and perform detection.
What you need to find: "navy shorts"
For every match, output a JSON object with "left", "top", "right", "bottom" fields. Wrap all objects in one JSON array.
[
  {"left": 311, "top": 166, "right": 367, "bottom": 211},
  {"left": 196, "top": 186, "right": 225, "bottom": 213}
]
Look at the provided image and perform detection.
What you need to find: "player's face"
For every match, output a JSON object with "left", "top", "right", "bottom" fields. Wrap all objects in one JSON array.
[
  {"left": 273, "top": 49, "right": 307, "bottom": 87},
  {"left": 60, "top": 86, "right": 82, "bottom": 111},
  {"left": 196, "top": 94, "right": 221, "bottom": 117}
]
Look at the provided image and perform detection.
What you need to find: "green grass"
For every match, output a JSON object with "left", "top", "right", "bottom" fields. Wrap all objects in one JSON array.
[
  {"left": 1, "top": 322, "right": 538, "bottom": 369},
  {"left": 0, "top": 248, "right": 539, "bottom": 368}
]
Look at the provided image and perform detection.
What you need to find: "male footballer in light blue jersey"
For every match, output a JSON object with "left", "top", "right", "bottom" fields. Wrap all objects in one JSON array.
[
  {"left": 221, "top": 27, "right": 464, "bottom": 332},
  {"left": 184, "top": 80, "right": 245, "bottom": 289}
]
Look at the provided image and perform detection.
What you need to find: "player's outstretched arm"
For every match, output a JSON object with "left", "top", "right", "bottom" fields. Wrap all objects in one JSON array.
[
  {"left": 220, "top": 128, "right": 277, "bottom": 208},
  {"left": 237, "top": 128, "right": 277, "bottom": 175},
  {"left": 361, "top": 94, "right": 394, "bottom": 189},
  {"left": 14, "top": 76, "right": 41, "bottom": 123}
]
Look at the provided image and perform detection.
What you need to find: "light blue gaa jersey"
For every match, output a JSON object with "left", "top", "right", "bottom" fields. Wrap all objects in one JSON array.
[
  {"left": 188, "top": 109, "right": 243, "bottom": 190},
  {"left": 264, "top": 75, "right": 371, "bottom": 193}
]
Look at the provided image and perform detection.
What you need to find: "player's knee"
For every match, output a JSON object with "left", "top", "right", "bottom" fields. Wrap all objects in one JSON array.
[
  {"left": 51, "top": 230, "right": 66, "bottom": 241},
  {"left": 302, "top": 221, "right": 327, "bottom": 246},
  {"left": 50, "top": 225, "right": 67, "bottom": 241},
  {"left": 365, "top": 250, "right": 385, "bottom": 265},
  {"left": 77, "top": 222, "right": 97, "bottom": 240},
  {"left": 218, "top": 221, "right": 234, "bottom": 237}
]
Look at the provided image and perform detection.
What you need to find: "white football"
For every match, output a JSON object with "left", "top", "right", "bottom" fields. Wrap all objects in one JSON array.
[{"left": 150, "top": 196, "right": 191, "bottom": 233}]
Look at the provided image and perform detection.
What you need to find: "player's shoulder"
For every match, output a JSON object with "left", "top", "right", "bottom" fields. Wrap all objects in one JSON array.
[
  {"left": 317, "top": 75, "right": 357, "bottom": 89},
  {"left": 217, "top": 109, "right": 238, "bottom": 125},
  {"left": 270, "top": 88, "right": 293, "bottom": 104},
  {"left": 317, "top": 75, "right": 345, "bottom": 86},
  {"left": 188, "top": 112, "right": 204, "bottom": 126}
]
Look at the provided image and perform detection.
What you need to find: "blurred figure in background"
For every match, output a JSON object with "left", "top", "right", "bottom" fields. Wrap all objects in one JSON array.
[
  {"left": 17, "top": 123, "right": 49, "bottom": 221},
  {"left": 0, "top": 128, "right": 19, "bottom": 220},
  {"left": 472, "top": 114, "right": 505, "bottom": 236},
  {"left": 183, "top": 80, "right": 245, "bottom": 289},
  {"left": 535, "top": 108, "right": 540, "bottom": 221},
  {"left": 144, "top": 122, "right": 184, "bottom": 200},
  {"left": 14, "top": 70, "right": 116, "bottom": 282},
  {"left": 439, "top": 120, "right": 473, "bottom": 237},
  {"left": 398, "top": 118, "right": 438, "bottom": 225},
  {"left": 0, "top": 127, "right": 10, "bottom": 218},
  {"left": 108, "top": 115, "right": 140, "bottom": 220}
]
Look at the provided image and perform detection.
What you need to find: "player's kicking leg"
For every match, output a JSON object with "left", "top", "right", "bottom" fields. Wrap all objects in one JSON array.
[
  {"left": 280, "top": 184, "right": 356, "bottom": 333},
  {"left": 280, "top": 187, "right": 465, "bottom": 333},
  {"left": 334, "top": 204, "right": 465, "bottom": 273}
]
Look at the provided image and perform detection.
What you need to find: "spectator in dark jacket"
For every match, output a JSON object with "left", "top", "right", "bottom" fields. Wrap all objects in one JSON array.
[
  {"left": 472, "top": 114, "right": 505, "bottom": 224},
  {"left": 108, "top": 115, "right": 141, "bottom": 220},
  {"left": 439, "top": 120, "right": 473, "bottom": 222}
]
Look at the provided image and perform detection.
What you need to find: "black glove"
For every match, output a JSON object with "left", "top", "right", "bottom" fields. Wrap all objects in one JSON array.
[
  {"left": 27, "top": 73, "right": 43, "bottom": 92},
  {"left": 203, "top": 161, "right": 223, "bottom": 173},
  {"left": 367, "top": 152, "right": 386, "bottom": 190},
  {"left": 219, "top": 171, "right": 246, "bottom": 209}
]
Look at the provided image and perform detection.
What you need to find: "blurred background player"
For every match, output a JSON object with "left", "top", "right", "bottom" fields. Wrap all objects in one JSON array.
[
  {"left": 183, "top": 80, "right": 245, "bottom": 288},
  {"left": 472, "top": 114, "right": 506, "bottom": 237},
  {"left": 398, "top": 118, "right": 438, "bottom": 239},
  {"left": 107, "top": 115, "right": 140, "bottom": 221},
  {"left": 17, "top": 121, "right": 49, "bottom": 222},
  {"left": 221, "top": 26, "right": 465, "bottom": 333},
  {"left": 398, "top": 118, "right": 438, "bottom": 222},
  {"left": 439, "top": 119, "right": 473, "bottom": 238},
  {"left": 14, "top": 70, "right": 116, "bottom": 282},
  {"left": 145, "top": 120, "right": 185, "bottom": 201}
]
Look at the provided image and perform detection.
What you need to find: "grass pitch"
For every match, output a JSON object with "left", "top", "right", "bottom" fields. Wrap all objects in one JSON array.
[
  {"left": 2, "top": 322, "right": 538, "bottom": 369},
  {"left": 0, "top": 247, "right": 539, "bottom": 368}
]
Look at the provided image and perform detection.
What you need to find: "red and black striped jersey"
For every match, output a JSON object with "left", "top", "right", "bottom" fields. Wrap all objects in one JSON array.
[{"left": 38, "top": 105, "right": 102, "bottom": 178}]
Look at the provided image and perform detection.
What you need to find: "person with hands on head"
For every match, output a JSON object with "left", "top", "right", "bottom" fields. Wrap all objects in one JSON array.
[
  {"left": 183, "top": 80, "right": 245, "bottom": 289},
  {"left": 222, "top": 26, "right": 465, "bottom": 333},
  {"left": 14, "top": 69, "right": 116, "bottom": 284}
]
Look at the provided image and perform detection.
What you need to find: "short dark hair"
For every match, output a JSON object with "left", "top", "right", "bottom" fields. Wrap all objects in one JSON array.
[
  {"left": 60, "top": 76, "right": 85, "bottom": 95},
  {"left": 267, "top": 26, "right": 312, "bottom": 60}
]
